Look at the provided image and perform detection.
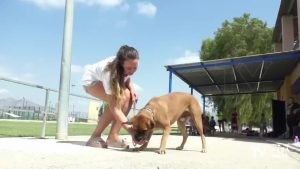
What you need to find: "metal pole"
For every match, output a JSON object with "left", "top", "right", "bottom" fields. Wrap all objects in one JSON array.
[
  {"left": 168, "top": 71, "right": 173, "bottom": 93},
  {"left": 41, "top": 89, "right": 49, "bottom": 138},
  {"left": 203, "top": 96, "right": 206, "bottom": 116},
  {"left": 56, "top": 0, "right": 74, "bottom": 140},
  {"left": 190, "top": 87, "right": 193, "bottom": 95}
]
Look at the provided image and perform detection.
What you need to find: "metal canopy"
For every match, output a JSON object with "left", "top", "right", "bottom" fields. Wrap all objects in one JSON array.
[{"left": 165, "top": 50, "right": 300, "bottom": 96}]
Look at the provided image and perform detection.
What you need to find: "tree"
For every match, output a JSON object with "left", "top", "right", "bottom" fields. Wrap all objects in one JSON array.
[{"left": 200, "top": 14, "right": 275, "bottom": 127}]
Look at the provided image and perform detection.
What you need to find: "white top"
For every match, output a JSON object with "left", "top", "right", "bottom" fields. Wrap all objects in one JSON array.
[{"left": 81, "top": 56, "right": 130, "bottom": 95}]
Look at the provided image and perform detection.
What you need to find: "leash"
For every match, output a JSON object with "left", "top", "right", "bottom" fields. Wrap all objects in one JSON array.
[
  {"left": 131, "top": 101, "right": 137, "bottom": 147},
  {"left": 132, "top": 101, "right": 137, "bottom": 117}
]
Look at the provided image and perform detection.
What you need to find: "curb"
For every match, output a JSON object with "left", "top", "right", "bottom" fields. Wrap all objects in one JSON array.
[{"left": 265, "top": 139, "right": 300, "bottom": 154}]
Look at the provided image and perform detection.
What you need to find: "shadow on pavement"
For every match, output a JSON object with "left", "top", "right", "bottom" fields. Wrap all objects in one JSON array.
[{"left": 57, "top": 140, "right": 87, "bottom": 146}]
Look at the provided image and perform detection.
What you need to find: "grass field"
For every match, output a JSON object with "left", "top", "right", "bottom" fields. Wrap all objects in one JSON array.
[
  {"left": 0, "top": 119, "right": 127, "bottom": 137},
  {"left": 0, "top": 119, "right": 181, "bottom": 138}
]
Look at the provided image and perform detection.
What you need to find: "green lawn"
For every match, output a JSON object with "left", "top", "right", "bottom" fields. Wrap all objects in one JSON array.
[
  {"left": 0, "top": 120, "right": 181, "bottom": 138},
  {"left": 0, "top": 120, "right": 127, "bottom": 137}
]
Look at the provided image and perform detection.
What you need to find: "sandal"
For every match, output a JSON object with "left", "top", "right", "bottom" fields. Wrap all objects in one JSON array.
[
  {"left": 106, "top": 138, "right": 130, "bottom": 149},
  {"left": 86, "top": 137, "right": 108, "bottom": 148}
]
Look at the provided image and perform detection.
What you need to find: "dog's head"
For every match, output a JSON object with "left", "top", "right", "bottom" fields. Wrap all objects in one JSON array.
[{"left": 126, "top": 113, "right": 155, "bottom": 142}]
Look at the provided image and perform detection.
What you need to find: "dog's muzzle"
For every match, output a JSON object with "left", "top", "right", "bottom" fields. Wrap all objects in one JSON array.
[{"left": 134, "top": 133, "right": 147, "bottom": 142}]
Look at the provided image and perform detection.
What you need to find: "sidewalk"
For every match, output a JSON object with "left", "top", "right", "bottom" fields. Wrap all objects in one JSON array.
[
  {"left": 0, "top": 135, "right": 299, "bottom": 169},
  {"left": 215, "top": 132, "right": 300, "bottom": 154},
  {"left": 214, "top": 131, "right": 300, "bottom": 153}
]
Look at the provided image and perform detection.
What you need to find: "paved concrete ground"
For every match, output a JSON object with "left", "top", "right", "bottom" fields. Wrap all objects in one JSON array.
[{"left": 0, "top": 134, "right": 300, "bottom": 169}]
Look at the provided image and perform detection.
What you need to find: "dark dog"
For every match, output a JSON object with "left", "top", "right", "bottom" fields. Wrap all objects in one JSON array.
[{"left": 126, "top": 92, "right": 206, "bottom": 154}]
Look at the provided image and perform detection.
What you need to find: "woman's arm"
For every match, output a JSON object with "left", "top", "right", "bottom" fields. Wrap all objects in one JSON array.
[{"left": 108, "top": 97, "right": 133, "bottom": 132}]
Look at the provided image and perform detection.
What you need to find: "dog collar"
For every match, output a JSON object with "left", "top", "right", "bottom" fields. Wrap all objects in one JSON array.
[{"left": 143, "top": 107, "right": 154, "bottom": 117}]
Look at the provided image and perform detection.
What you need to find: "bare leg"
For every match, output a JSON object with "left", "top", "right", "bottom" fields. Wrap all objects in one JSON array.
[
  {"left": 90, "top": 107, "right": 113, "bottom": 138},
  {"left": 85, "top": 82, "right": 115, "bottom": 147},
  {"left": 89, "top": 95, "right": 132, "bottom": 148},
  {"left": 107, "top": 88, "right": 132, "bottom": 141},
  {"left": 86, "top": 82, "right": 133, "bottom": 148},
  {"left": 86, "top": 82, "right": 113, "bottom": 138}
]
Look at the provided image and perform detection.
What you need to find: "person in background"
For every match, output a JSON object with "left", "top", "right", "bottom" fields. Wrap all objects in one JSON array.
[
  {"left": 260, "top": 113, "right": 267, "bottom": 136},
  {"left": 286, "top": 97, "right": 300, "bottom": 138},
  {"left": 231, "top": 111, "right": 238, "bottom": 133},
  {"left": 202, "top": 114, "right": 210, "bottom": 135},
  {"left": 209, "top": 116, "right": 216, "bottom": 135}
]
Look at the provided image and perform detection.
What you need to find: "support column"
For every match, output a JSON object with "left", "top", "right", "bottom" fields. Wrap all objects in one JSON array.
[
  {"left": 281, "top": 15, "right": 294, "bottom": 51},
  {"left": 168, "top": 71, "right": 172, "bottom": 93},
  {"left": 203, "top": 96, "right": 206, "bottom": 116},
  {"left": 297, "top": 0, "right": 300, "bottom": 49}
]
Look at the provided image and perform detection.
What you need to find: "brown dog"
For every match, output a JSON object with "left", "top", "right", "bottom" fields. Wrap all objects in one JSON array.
[{"left": 127, "top": 92, "right": 206, "bottom": 154}]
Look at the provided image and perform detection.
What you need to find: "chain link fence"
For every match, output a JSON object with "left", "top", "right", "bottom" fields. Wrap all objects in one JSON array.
[{"left": 0, "top": 77, "right": 102, "bottom": 122}]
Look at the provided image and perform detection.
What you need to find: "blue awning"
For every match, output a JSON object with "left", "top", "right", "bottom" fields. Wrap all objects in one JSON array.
[{"left": 165, "top": 50, "right": 300, "bottom": 96}]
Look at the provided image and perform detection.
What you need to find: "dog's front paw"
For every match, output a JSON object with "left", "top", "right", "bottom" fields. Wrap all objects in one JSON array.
[
  {"left": 201, "top": 148, "right": 206, "bottom": 153},
  {"left": 176, "top": 146, "right": 183, "bottom": 150},
  {"left": 158, "top": 149, "right": 166, "bottom": 154},
  {"left": 132, "top": 146, "right": 146, "bottom": 152}
]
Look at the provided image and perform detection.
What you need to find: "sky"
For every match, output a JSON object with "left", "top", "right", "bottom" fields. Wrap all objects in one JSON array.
[{"left": 0, "top": 0, "right": 281, "bottom": 116}]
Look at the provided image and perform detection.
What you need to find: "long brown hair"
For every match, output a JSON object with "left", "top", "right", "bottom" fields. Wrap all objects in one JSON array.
[{"left": 105, "top": 45, "right": 139, "bottom": 103}]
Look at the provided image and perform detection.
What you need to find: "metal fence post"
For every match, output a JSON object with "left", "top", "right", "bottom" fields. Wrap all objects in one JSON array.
[{"left": 41, "top": 89, "right": 49, "bottom": 138}]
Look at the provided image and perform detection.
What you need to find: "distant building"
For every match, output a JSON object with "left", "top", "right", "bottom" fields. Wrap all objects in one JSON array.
[
  {"left": 273, "top": 0, "right": 300, "bottom": 101},
  {"left": 87, "top": 100, "right": 102, "bottom": 123}
]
